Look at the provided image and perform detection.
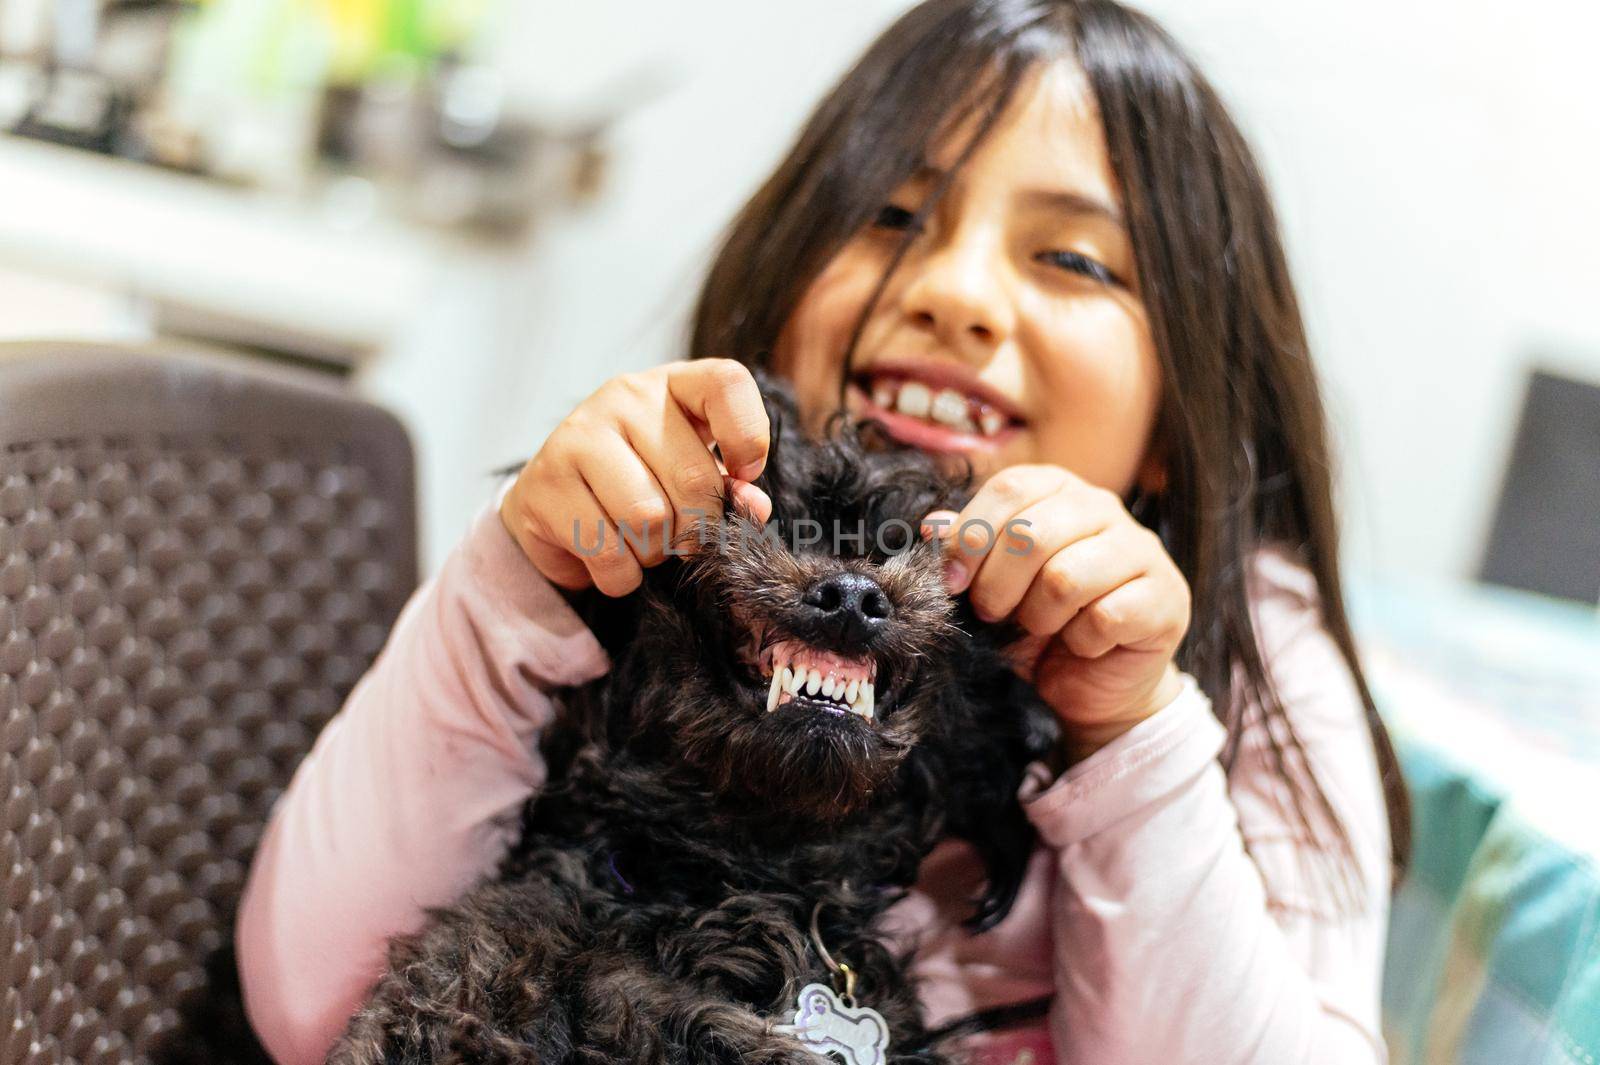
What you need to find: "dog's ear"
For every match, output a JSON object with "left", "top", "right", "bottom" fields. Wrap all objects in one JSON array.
[
  {"left": 744, "top": 365, "right": 799, "bottom": 433},
  {"left": 568, "top": 584, "right": 644, "bottom": 660},
  {"left": 963, "top": 668, "right": 1060, "bottom": 931},
  {"left": 899, "top": 608, "right": 1062, "bottom": 933},
  {"left": 744, "top": 367, "right": 800, "bottom": 508}
]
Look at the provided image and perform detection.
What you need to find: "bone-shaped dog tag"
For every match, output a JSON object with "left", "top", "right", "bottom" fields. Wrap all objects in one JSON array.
[{"left": 773, "top": 982, "right": 890, "bottom": 1065}]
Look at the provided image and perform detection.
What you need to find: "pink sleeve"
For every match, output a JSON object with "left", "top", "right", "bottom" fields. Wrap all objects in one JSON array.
[
  {"left": 1018, "top": 548, "right": 1392, "bottom": 1064},
  {"left": 233, "top": 498, "right": 611, "bottom": 1065}
]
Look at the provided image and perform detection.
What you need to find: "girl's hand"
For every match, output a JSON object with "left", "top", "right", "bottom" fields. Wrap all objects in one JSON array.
[
  {"left": 922, "top": 465, "right": 1191, "bottom": 761},
  {"left": 500, "top": 359, "right": 773, "bottom": 596}
]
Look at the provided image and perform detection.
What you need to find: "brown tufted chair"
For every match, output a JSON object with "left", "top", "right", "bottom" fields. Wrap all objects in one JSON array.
[{"left": 0, "top": 345, "right": 418, "bottom": 1064}]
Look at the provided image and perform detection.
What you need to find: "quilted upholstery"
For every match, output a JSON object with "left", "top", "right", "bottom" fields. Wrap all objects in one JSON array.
[{"left": 0, "top": 346, "right": 417, "bottom": 1064}]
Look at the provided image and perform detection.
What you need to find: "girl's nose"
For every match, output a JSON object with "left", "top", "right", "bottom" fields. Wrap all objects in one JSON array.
[{"left": 899, "top": 234, "right": 1015, "bottom": 359}]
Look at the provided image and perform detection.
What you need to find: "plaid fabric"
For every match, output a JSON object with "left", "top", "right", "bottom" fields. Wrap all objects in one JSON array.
[{"left": 1356, "top": 582, "right": 1600, "bottom": 1065}]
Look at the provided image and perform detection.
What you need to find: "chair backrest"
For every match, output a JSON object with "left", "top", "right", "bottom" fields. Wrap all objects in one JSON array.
[
  {"left": 1479, "top": 367, "right": 1600, "bottom": 605},
  {"left": 0, "top": 344, "right": 417, "bottom": 1064}
]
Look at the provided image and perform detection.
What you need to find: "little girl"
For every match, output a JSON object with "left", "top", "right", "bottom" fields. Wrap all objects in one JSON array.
[{"left": 236, "top": 1, "right": 1409, "bottom": 1062}]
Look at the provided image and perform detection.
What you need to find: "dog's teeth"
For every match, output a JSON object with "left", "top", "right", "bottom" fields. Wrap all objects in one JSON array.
[
  {"left": 767, "top": 669, "right": 782, "bottom": 713},
  {"left": 896, "top": 381, "right": 932, "bottom": 419},
  {"left": 821, "top": 674, "right": 836, "bottom": 698},
  {"left": 805, "top": 668, "right": 822, "bottom": 696},
  {"left": 861, "top": 681, "right": 874, "bottom": 719},
  {"left": 978, "top": 408, "right": 1006, "bottom": 437},
  {"left": 845, "top": 678, "right": 859, "bottom": 705},
  {"left": 784, "top": 666, "right": 803, "bottom": 694}
]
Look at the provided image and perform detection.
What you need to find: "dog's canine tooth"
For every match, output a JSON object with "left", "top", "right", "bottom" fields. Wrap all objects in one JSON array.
[{"left": 766, "top": 653, "right": 878, "bottom": 717}]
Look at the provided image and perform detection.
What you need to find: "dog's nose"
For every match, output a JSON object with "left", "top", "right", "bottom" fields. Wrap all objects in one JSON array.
[{"left": 801, "top": 572, "right": 893, "bottom": 641}]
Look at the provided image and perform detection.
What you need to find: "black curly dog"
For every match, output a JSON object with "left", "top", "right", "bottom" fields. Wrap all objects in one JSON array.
[{"left": 328, "top": 379, "right": 1060, "bottom": 1065}]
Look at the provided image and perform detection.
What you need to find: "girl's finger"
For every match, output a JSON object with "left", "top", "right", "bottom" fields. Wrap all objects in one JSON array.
[
  {"left": 574, "top": 498, "right": 646, "bottom": 597},
  {"left": 572, "top": 430, "right": 679, "bottom": 568},
  {"left": 919, "top": 508, "right": 960, "bottom": 541},
  {"left": 501, "top": 478, "right": 596, "bottom": 591},
  {"left": 1056, "top": 574, "right": 1185, "bottom": 659},
  {"left": 1010, "top": 521, "right": 1153, "bottom": 637},
  {"left": 665, "top": 359, "right": 771, "bottom": 482},
  {"left": 531, "top": 469, "right": 644, "bottom": 596},
  {"left": 959, "top": 477, "right": 1123, "bottom": 622},
  {"left": 620, "top": 404, "right": 736, "bottom": 552},
  {"left": 526, "top": 545, "right": 595, "bottom": 591},
  {"left": 936, "top": 465, "right": 1070, "bottom": 595},
  {"left": 727, "top": 478, "right": 774, "bottom": 524}
]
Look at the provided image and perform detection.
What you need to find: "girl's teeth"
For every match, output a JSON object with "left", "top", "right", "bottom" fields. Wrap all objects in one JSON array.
[
  {"left": 929, "top": 387, "right": 971, "bottom": 430},
  {"left": 767, "top": 668, "right": 783, "bottom": 712},
  {"left": 896, "top": 380, "right": 932, "bottom": 418},
  {"left": 870, "top": 375, "right": 1008, "bottom": 438}
]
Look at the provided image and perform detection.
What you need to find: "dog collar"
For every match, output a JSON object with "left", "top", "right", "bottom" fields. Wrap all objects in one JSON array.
[{"left": 771, "top": 899, "right": 891, "bottom": 1065}]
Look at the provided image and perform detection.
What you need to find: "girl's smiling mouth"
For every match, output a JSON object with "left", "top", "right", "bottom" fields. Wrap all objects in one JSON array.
[{"left": 847, "top": 359, "right": 1026, "bottom": 455}]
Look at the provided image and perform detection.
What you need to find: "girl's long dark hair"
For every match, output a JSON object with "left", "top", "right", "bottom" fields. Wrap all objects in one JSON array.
[{"left": 686, "top": 0, "right": 1410, "bottom": 883}]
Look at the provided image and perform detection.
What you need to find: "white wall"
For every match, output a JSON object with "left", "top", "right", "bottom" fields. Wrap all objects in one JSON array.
[
  {"left": 375, "top": 0, "right": 1599, "bottom": 577},
  {"left": 1138, "top": 0, "right": 1600, "bottom": 579},
  {"left": 358, "top": 0, "right": 930, "bottom": 566}
]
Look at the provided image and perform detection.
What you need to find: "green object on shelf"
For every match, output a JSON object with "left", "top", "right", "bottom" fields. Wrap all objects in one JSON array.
[
  {"left": 321, "top": 0, "right": 493, "bottom": 83},
  {"left": 168, "top": 0, "right": 334, "bottom": 100},
  {"left": 171, "top": 0, "right": 495, "bottom": 90}
]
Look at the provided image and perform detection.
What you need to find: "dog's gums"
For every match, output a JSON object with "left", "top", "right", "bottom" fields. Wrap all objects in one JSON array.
[{"left": 762, "top": 639, "right": 878, "bottom": 719}]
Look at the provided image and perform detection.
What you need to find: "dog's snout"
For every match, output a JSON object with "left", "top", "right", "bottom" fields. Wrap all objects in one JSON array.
[{"left": 802, "top": 572, "right": 893, "bottom": 641}]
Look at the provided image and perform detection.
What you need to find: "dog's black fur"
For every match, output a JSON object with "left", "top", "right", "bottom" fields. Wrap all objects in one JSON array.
[{"left": 328, "top": 379, "right": 1060, "bottom": 1065}]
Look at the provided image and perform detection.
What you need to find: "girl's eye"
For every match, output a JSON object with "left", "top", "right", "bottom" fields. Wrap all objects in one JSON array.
[
  {"left": 872, "top": 204, "right": 921, "bottom": 231},
  {"left": 1039, "top": 249, "right": 1119, "bottom": 287}
]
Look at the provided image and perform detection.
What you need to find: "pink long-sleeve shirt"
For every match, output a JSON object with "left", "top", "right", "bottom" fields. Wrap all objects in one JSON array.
[{"left": 235, "top": 498, "right": 1393, "bottom": 1065}]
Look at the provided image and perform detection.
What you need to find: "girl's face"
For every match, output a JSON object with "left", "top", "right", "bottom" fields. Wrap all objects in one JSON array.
[{"left": 773, "top": 60, "right": 1164, "bottom": 495}]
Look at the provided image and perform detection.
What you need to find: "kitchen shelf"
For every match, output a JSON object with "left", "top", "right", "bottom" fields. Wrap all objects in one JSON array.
[{"left": 0, "top": 136, "right": 479, "bottom": 352}]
